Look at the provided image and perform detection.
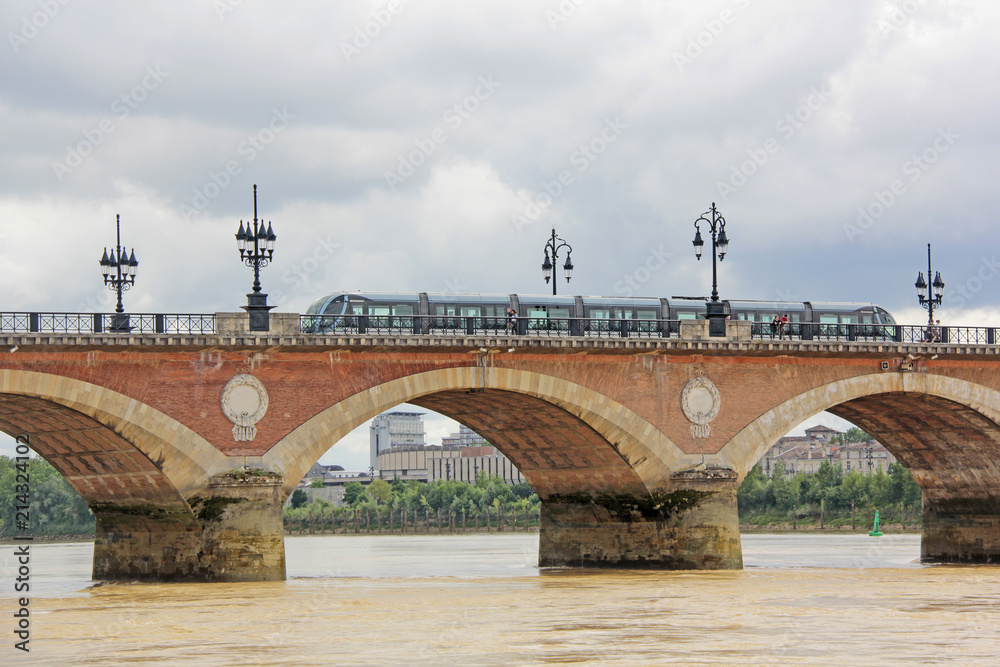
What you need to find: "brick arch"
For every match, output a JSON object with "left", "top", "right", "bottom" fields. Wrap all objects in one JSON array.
[
  {"left": 0, "top": 369, "right": 228, "bottom": 503},
  {"left": 719, "top": 372, "right": 1000, "bottom": 489},
  {"left": 264, "top": 366, "right": 686, "bottom": 497}
]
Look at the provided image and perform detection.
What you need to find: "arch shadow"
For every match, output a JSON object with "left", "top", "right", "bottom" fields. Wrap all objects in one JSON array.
[
  {"left": 0, "top": 369, "right": 229, "bottom": 505},
  {"left": 263, "top": 366, "right": 687, "bottom": 498},
  {"left": 720, "top": 373, "right": 1000, "bottom": 506}
]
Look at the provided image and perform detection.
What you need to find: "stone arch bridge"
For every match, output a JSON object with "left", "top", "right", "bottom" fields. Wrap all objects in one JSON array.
[{"left": 3, "top": 316, "right": 1000, "bottom": 581}]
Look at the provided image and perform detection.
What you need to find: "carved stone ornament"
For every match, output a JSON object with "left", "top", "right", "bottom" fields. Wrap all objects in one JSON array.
[
  {"left": 681, "top": 376, "right": 721, "bottom": 439},
  {"left": 221, "top": 374, "right": 269, "bottom": 442}
]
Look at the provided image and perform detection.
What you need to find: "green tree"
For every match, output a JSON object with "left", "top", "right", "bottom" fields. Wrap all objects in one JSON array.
[
  {"left": 737, "top": 463, "right": 770, "bottom": 514},
  {"left": 866, "top": 469, "right": 891, "bottom": 508},
  {"left": 771, "top": 463, "right": 800, "bottom": 512},
  {"left": 309, "top": 477, "right": 325, "bottom": 488},
  {"left": 367, "top": 478, "right": 392, "bottom": 505},
  {"left": 843, "top": 427, "right": 871, "bottom": 443},
  {"left": 289, "top": 488, "right": 308, "bottom": 509},
  {"left": 0, "top": 456, "right": 95, "bottom": 536},
  {"left": 343, "top": 481, "right": 366, "bottom": 506}
]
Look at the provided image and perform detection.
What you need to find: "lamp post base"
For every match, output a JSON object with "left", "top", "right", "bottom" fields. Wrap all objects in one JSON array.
[
  {"left": 242, "top": 293, "right": 275, "bottom": 332},
  {"left": 705, "top": 300, "right": 727, "bottom": 337}
]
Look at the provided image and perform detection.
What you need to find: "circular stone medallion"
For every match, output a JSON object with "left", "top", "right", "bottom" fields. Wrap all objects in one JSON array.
[
  {"left": 221, "top": 374, "right": 269, "bottom": 442},
  {"left": 681, "top": 377, "right": 721, "bottom": 439}
]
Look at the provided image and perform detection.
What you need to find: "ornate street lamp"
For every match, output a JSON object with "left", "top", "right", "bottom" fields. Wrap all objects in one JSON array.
[
  {"left": 99, "top": 214, "right": 138, "bottom": 331},
  {"left": 236, "top": 184, "right": 277, "bottom": 332},
  {"left": 915, "top": 243, "right": 944, "bottom": 336},
  {"left": 692, "top": 202, "right": 730, "bottom": 337},
  {"left": 541, "top": 228, "right": 573, "bottom": 295}
]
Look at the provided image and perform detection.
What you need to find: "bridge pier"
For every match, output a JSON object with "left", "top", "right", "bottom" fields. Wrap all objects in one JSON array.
[
  {"left": 92, "top": 476, "right": 286, "bottom": 582},
  {"left": 922, "top": 504, "right": 1000, "bottom": 564},
  {"left": 538, "top": 468, "right": 743, "bottom": 570}
]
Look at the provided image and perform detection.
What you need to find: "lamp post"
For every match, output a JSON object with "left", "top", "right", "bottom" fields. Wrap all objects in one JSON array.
[
  {"left": 692, "top": 202, "right": 730, "bottom": 337},
  {"left": 99, "top": 214, "right": 138, "bottom": 332},
  {"left": 541, "top": 228, "right": 573, "bottom": 295},
  {"left": 915, "top": 243, "right": 944, "bottom": 334},
  {"left": 236, "top": 184, "right": 277, "bottom": 331}
]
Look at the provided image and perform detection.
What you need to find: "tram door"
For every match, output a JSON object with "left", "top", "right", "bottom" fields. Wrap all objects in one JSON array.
[{"left": 526, "top": 306, "right": 571, "bottom": 332}]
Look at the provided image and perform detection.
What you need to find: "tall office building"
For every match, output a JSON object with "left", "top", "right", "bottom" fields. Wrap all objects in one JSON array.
[
  {"left": 441, "top": 424, "right": 488, "bottom": 448},
  {"left": 370, "top": 411, "right": 426, "bottom": 470}
]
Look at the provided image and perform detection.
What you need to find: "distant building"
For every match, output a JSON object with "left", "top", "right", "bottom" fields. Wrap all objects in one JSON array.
[
  {"left": 839, "top": 441, "right": 895, "bottom": 475},
  {"left": 290, "top": 464, "right": 374, "bottom": 507},
  {"left": 759, "top": 426, "right": 896, "bottom": 477},
  {"left": 370, "top": 411, "right": 426, "bottom": 471},
  {"left": 376, "top": 444, "right": 525, "bottom": 485},
  {"left": 441, "top": 424, "right": 488, "bottom": 448}
]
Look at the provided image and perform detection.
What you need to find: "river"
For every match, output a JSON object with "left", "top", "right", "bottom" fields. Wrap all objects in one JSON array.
[{"left": 3, "top": 533, "right": 999, "bottom": 665}]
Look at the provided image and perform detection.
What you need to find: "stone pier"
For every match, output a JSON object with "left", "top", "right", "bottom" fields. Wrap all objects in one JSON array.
[
  {"left": 92, "top": 475, "right": 286, "bottom": 582},
  {"left": 538, "top": 468, "right": 743, "bottom": 570},
  {"left": 922, "top": 503, "right": 1000, "bottom": 564}
]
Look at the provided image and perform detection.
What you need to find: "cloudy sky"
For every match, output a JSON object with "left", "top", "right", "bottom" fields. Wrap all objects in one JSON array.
[{"left": 2, "top": 0, "right": 997, "bottom": 468}]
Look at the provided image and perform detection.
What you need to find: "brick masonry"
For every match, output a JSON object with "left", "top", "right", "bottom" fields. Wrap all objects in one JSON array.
[{"left": 2, "top": 331, "right": 1000, "bottom": 574}]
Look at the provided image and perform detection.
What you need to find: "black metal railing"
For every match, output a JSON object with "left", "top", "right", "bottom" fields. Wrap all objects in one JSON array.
[
  {"left": 302, "top": 314, "right": 1000, "bottom": 345},
  {"left": 2, "top": 311, "right": 996, "bottom": 345},
  {"left": 0, "top": 313, "right": 217, "bottom": 335},
  {"left": 749, "top": 322, "right": 998, "bottom": 345},
  {"left": 300, "top": 315, "right": 682, "bottom": 338}
]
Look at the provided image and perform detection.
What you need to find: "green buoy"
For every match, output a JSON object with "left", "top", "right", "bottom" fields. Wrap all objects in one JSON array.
[{"left": 869, "top": 509, "right": 883, "bottom": 537}]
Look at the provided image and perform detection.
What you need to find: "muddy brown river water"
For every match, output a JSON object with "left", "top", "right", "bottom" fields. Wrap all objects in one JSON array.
[{"left": 3, "top": 533, "right": 999, "bottom": 665}]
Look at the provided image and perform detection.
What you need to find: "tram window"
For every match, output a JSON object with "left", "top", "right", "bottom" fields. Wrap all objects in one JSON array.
[
  {"left": 549, "top": 307, "right": 570, "bottom": 319},
  {"left": 528, "top": 307, "right": 547, "bottom": 319},
  {"left": 370, "top": 306, "right": 390, "bottom": 316},
  {"left": 877, "top": 308, "right": 896, "bottom": 325},
  {"left": 591, "top": 309, "right": 610, "bottom": 319},
  {"left": 677, "top": 312, "right": 698, "bottom": 320},
  {"left": 460, "top": 306, "right": 481, "bottom": 317},
  {"left": 394, "top": 305, "right": 413, "bottom": 316},
  {"left": 860, "top": 313, "right": 872, "bottom": 325},
  {"left": 637, "top": 310, "right": 657, "bottom": 320},
  {"left": 819, "top": 315, "right": 838, "bottom": 324},
  {"left": 334, "top": 301, "right": 360, "bottom": 315}
]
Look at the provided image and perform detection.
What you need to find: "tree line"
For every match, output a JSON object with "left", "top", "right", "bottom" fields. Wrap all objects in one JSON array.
[
  {"left": 0, "top": 456, "right": 95, "bottom": 537},
  {"left": 738, "top": 460, "right": 923, "bottom": 529},
  {"left": 1, "top": 454, "right": 927, "bottom": 539},
  {"left": 284, "top": 474, "right": 541, "bottom": 534}
]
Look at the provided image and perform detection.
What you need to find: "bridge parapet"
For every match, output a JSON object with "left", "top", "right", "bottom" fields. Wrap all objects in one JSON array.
[{"left": 2, "top": 331, "right": 998, "bottom": 359}]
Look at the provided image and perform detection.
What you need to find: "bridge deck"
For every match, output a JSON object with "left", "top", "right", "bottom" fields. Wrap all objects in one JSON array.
[{"left": 2, "top": 332, "right": 997, "bottom": 357}]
